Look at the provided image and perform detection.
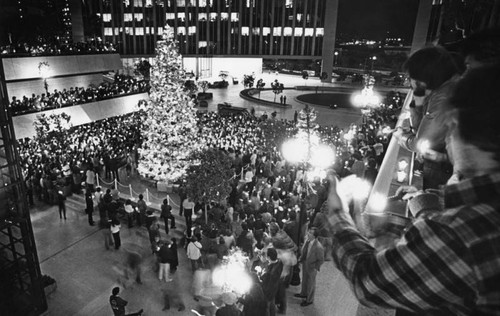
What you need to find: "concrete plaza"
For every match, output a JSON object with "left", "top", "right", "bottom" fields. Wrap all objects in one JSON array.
[{"left": 32, "top": 74, "right": 402, "bottom": 316}]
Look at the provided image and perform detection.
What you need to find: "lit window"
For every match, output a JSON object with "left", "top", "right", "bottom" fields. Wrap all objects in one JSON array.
[
  {"left": 134, "top": 13, "right": 143, "bottom": 21},
  {"left": 145, "top": 27, "right": 151, "bottom": 34},
  {"left": 262, "top": 27, "right": 270, "bottom": 36},
  {"left": 145, "top": 0, "right": 152, "bottom": 6},
  {"left": 177, "top": 0, "right": 185, "bottom": 6},
  {"left": 104, "top": 27, "right": 113, "bottom": 36},
  {"left": 177, "top": 12, "right": 185, "bottom": 21},
  {"left": 135, "top": 27, "right": 144, "bottom": 35},
  {"left": 158, "top": 27, "right": 163, "bottom": 35},
  {"left": 199, "top": 0, "right": 207, "bottom": 6},
  {"left": 220, "top": 12, "right": 228, "bottom": 21},
  {"left": 252, "top": 28, "right": 259, "bottom": 35},
  {"left": 103, "top": 13, "right": 112, "bottom": 22},
  {"left": 198, "top": 13, "right": 207, "bottom": 21},
  {"left": 283, "top": 27, "right": 293, "bottom": 36},
  {"left": 124, "top": 13, "right": 133, "bottom": 22},
  {"left": 316, "top": 28, "right": 324, "bottom": 36},
  {"left": 177, "top": 27, "right": 186, "bottom": 35},
  {"left": 241, "top": 27, "right": 249, "bottom": 36},
  {"left": 115, "top": 28, "right": 121, "bottom": 35},
  {"left": 125, "top": 27, "right": 131, "bottom": 34},
  {"left": 166, "top": 13, "right": 175, "bottom": 20},
  {"left": 210, "top": 13, "right": 217, "bottom": 22},
  {"left": 285, "top": 0, "right": 293, "bottom": 8},
  {"left": 273, "top": 27, "right": 282, "bottom": 36},
  {"left": 188, "top": 26, "right": 196, "bottom": 34},
  {"left": 199, "top": 41, "right": 207, "bottom": 48},
  {"left": 294, "top": 27, "right": 303, "bottom": 36},
  {"left": 296, "top": 14, "right": 302, "bottom": 23},
  {"left": 304, "top": 28, "right": 314, "bottom": 36},
  {"left": 231, "top": 13, "right": 239, "bottom": 22},
  {"left": 134, "top": 0, "right": 143, "bottom": 7}
]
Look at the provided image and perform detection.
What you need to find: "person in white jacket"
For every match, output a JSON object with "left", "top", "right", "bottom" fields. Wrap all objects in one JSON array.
[{"left": 186, "top": 236, "right": 202, "bottom": 272}]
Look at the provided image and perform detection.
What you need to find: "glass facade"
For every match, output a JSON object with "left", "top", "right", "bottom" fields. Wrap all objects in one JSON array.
[{"left": 92, "top": 0, "right": 331, "bottom": 57}]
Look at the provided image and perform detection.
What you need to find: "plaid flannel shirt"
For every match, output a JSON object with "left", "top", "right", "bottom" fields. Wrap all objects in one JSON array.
[{"left": 329, "top": 172, "right": 500, "bottom": 315}]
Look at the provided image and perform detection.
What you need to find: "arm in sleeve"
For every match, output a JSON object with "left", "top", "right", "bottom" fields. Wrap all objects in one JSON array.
[{"left": 330, "top": 212, "right": 474, "bottom": 311}]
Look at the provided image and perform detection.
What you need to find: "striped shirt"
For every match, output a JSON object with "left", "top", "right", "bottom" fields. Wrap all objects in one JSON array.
[{"left": 329, "top": 172, "right": 500, "bottom": 315}]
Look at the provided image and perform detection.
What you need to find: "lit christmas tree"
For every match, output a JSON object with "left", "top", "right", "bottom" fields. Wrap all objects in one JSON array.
[{"left": 138, "top": 25, "right": 201, "bottom": 182}]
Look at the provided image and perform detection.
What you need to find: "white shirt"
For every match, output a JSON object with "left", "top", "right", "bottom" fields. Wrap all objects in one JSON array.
[
  {"left": 186, "top": 241, "right": 202, "bottom": 260},
  {"left": 111, "top": 223, "right": 121, "bottom": 234},
  {"left": 124, "top": 204, "right": 135, "bottom": 214}
]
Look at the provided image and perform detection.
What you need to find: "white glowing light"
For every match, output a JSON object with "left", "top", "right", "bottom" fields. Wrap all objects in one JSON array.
[
  {"left": 338, "top": 175, "right": 372, "bottom": 201},
  {"left": 418, "top": 140, "right": 431, "bottom": 154},
  {"left": 398, "top": 159, "right": 408, "bottom": 171},
  {"left": 366, "top": 192, "right": 387, "bottom": 213},
  {"left": 212, "top": 249, "right": 252, "bottom": 297},
  {"left": 381, "top": 126, "right": 393, "bottom": 134},
  {"left": 397, "top": 171, "right": 407, "bottom": 183},
  {"left": 352, "top": 87, "right": 381, "bottom": 108},
  {"left": 309, "top": 145, "right": 335, "bottom": 168},
  {"left": 281, "top": 139, "right": 307, "bottom": 163}
]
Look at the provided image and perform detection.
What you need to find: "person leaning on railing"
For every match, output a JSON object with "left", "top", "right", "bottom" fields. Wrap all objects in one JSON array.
[
  {"left": 395, "top": 46, "right": 462, "bottom": 190},
  {"left": 328, "top": 64, "right": 500, "bottom": 315}
]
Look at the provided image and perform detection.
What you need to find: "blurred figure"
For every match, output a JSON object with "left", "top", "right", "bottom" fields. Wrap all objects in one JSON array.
[{"left": 460, "top": 28, "right": 500, "bottom": 71}]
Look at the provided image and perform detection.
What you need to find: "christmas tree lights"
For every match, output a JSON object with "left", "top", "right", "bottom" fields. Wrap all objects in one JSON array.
[{"left": 138, "top": 25, "right": 201, "bottom": 182}]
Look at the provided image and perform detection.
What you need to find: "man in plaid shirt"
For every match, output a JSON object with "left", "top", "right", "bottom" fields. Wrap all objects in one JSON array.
[{"left": 328, "top": 65, "right": 500, "bottom": 315}]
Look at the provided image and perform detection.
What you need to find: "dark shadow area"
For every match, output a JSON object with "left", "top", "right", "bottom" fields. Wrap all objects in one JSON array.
[{"left": 296, "top": 93, "right": 354, "bottom": 108}]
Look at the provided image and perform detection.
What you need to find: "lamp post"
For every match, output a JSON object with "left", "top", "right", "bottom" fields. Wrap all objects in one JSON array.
[
  {"left": 370, "top": 56, "right": 377, "bottom": 73},
  {"left": 334, "top": 51, "right": 339, "bottom": 67}
]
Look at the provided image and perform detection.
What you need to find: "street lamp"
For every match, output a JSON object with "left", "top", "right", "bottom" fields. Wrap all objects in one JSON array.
[
  {"left": 334, "top": 51, "right": 339, "bottom": 66},
  {"left": 371, "top": 56, "right": 377, "bottom": 72}
]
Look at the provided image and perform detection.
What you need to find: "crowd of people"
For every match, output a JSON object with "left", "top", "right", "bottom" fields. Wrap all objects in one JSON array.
[
  {"left": 9, "top": 74, "right": 149, "bottom": 115},
  {"left": 0, "top": 39, "right": 116, "bottom": 56}
]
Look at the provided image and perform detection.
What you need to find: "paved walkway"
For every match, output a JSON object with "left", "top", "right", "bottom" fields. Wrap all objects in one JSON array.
[{"left": 31, "top": 74, "right": 402, "bottom": 316}]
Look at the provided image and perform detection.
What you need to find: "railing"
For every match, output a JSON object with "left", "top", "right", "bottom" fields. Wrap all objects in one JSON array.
[
  {"left": 363, "top": 90, "right": 416, "bottom": 239},
  {"left": 94, "top": 163, "right": 250, "bottom": 210}
]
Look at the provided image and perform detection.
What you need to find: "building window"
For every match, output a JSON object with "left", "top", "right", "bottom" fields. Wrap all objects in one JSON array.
[
  {"left": 210, "top": 13, "right": 217, "bottom": 22},
  {"left": 262, "top": 27, "right": 270, "bottom": 36},
  {"left": 296, "top": 14, "right": 302, "bottom": 23},
  {"left": 104, "top": 27, "right": 113, "bottom": 36},
  {"left": 304, "top": 28, "right": 314, "bottom": 36},
  {"left": 273, "top": 27, "right": 282, "bottom": 36},
  {"left": 177, "top": 12, "right": 186, "bottom": 22},
  {"left": 134, "top": 13, "right": 143, "bottom": 21},
  {"left": 166, "top": 13, "right": 175, "bottom": 20},
  {"left": 199, "top": 41, "right": 207, "bottom": 47},
  {"left": 135, "top": 27, "right": 144, "bottom": 35},
  {"left": 134, "top": 0, "right": 143, "bottom": 7},
  {"left": 198, "top": 13, "right": 207, "bottom": 21},
  {"left": 176, "top": 0, "right": 185, "bottom": 7},
  {"left": 188, "top": 26, "right": 196, "bottom": 35},
  {"left": 283, "top": 27, "right": 292, "bottom": 36},
  {"left": 158, "top": 27, "right": 163, "bottom": 35},
  {"left": 199, "top": 0, "right": 207, "bottom": 6},
  {"left": 294, "top": 28, "right": 303, "bottom": 36},
  {"left": 145, "top": 0, "right": 152, "bottom": 6},
  {"left": 103, "top": 13, "right": 112, "bottom": 22},
  {"left": 241, "top": 27, "right": 249, "bottom": 36},
  {"left": 316, "top": 28, "right": 324, "bottom": 36},
  {"left": 231, "top": 13, "right": 239, "bottom": 22},
  {"left": 220, "top": 12, "right": 228, "bottom": 21},
  {"left": 252, "top": 28, "right": 259, "bottom": 35},
  {"left": 124, "top": 13, "right": 133, "bottom": 22},
  {"left": 177, "top": 27, "right": 186, "bottom": 35},
  {"left": 286, "top": 0, "right": 293, "bottom": 8}
]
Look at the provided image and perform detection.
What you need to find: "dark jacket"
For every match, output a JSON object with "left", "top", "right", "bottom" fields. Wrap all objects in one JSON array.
[{"left": 261, "top": 260, "right": 283, "bottom": 299}]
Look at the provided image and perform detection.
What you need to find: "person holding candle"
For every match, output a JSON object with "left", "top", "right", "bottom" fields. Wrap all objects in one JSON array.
[
  {"left": 328, "top": 64, "right": 500, "bottom": 315},
  {"left": 396, "top": 46, "right": 462, "bottom": 189}
]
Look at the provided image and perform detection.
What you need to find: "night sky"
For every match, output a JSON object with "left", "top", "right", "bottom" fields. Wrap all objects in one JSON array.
[{"left": 337, "top": 0, "right": 420, "bottom": 41}]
